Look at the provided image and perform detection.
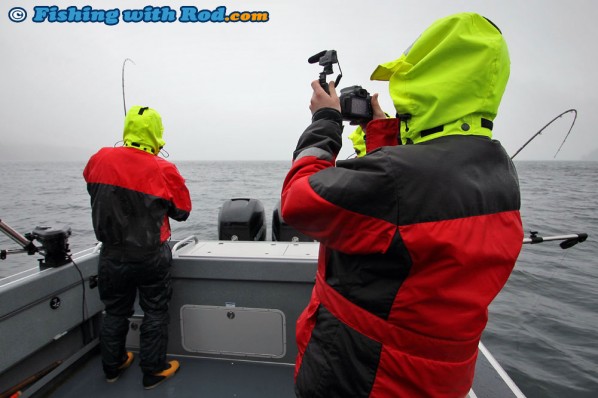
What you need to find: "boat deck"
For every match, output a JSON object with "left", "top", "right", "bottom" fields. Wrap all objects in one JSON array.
[
  {"left": 30, "top": 340, "right": 522, "bottom": 398},
  {"left": 37, "top": 348, "right": 295, "bottom": 397}
]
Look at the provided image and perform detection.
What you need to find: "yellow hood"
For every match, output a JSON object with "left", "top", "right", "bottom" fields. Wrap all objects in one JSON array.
[
  {"left": 370, "top": 13, "right": 510, "bottom": 144},
  {"left": 123, "top": 106, "right": 165, "bottom": 155}
]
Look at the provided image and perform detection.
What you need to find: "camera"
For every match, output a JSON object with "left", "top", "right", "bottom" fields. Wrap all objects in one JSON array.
[
  {"left": 308, "top": 50, "right": 373, "bottom": 124},
  {"left": 340, "top": 85, "right": 373, "bottom": 124}
]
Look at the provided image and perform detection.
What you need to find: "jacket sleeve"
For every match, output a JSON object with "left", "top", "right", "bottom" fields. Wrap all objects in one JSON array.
[
  {"left": 281, "top": 109, "right": 398, "bottom": 255},
  {"left": 161, "top": 163, "right": 192, "bottom": 222}
]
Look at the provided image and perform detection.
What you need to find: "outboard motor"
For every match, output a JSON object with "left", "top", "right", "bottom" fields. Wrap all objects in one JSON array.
[
  {"left": 272, "top": 200, "right": 314, "bottom": 242},
  {"left": 218, "top": 198, "right": 266, "bottom": 241}
]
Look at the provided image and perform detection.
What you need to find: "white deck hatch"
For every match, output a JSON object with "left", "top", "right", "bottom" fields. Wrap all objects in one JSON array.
[{"left": 180, "top": 305, "right": 287, "bottom": 358}]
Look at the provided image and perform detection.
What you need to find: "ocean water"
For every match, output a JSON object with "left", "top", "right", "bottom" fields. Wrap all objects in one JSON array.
[{"left": 0, "top": 160, "right": 596, "bottom": 397}]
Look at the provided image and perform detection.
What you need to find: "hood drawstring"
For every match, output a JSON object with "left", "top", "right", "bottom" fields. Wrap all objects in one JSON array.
[{"left": 397, "top": 113, "right": 411, "bottom": 133}]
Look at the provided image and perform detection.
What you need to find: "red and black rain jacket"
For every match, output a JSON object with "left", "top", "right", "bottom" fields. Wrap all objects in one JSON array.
[
  {"left": 83, "top": 147, "right": 191, "bottom": 259},
  {"left": 281, "top": 108, "right": 523, "bottom": 397}
]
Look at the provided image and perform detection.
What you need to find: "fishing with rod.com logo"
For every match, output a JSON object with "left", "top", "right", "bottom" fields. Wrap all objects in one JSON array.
[{"left": 7, "top": 4, "right": 269, "bottom": 25}]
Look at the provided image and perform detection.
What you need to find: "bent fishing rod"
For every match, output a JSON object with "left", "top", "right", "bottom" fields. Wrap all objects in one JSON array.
[
  {"left": 122, "top": 58, "right": 136, "bottom": 116},
  {"left": 511, "top": 109, "right": 577, "bottom": 159}
]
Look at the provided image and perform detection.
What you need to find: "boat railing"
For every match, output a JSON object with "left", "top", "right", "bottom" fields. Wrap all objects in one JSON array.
[{"left": 171, "top": 235, "right": 199, "bottom": 257}]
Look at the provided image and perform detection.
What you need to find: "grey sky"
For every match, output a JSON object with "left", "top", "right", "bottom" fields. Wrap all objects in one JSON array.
[{"left": 1, "top": 0, "right": 596, "bottom": 162}]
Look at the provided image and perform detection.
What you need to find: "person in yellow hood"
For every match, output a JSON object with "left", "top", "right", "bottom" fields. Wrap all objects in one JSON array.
[
  {"left": 281, "top": 13, "right": 523, "bottom": 397},
  {"left": 84, "top": 106, "right": 191, "bottom": 390}
]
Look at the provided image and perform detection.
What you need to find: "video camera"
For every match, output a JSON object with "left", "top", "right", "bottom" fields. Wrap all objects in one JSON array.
[{"left": 308, "top": 50, "right": 373, "bottom": 124}]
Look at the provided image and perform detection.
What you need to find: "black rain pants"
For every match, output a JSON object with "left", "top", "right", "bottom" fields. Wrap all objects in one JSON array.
[{"left": 98, "top": 243, "right": 172, "bottom": 375}]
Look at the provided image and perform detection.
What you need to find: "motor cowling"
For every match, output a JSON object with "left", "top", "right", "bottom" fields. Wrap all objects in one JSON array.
[{"left": 218, "top": 198, "right": 266, "bottom": 241}]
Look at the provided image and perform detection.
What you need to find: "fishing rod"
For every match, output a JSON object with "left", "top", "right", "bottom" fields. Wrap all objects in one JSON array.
[
  {"left": 121, "top": 58, "right": 136, "bottom": 116},
  {"left": 511, "top": 109, "right": 577, "bottom": 159},
  {"left": 523, "top": 231, "right": 587, "bottom": 249}
]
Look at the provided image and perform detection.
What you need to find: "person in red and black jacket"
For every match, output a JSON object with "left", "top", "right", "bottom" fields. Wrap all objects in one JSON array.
[
  {"left": 83, "top": 105, "right": 191, "bottom": 389},
  {"left": 282, "top": 13, "right": 523, "bottom": 398}
]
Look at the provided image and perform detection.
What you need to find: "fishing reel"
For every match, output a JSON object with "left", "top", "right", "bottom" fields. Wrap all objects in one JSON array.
[{"left": 27, "top": 226, "right": 72, "bottom": 268}]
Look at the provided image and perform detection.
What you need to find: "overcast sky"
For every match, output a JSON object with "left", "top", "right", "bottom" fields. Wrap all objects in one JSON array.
[{"left": 1, "top": 0, "right": 596, "bottom": 162}]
